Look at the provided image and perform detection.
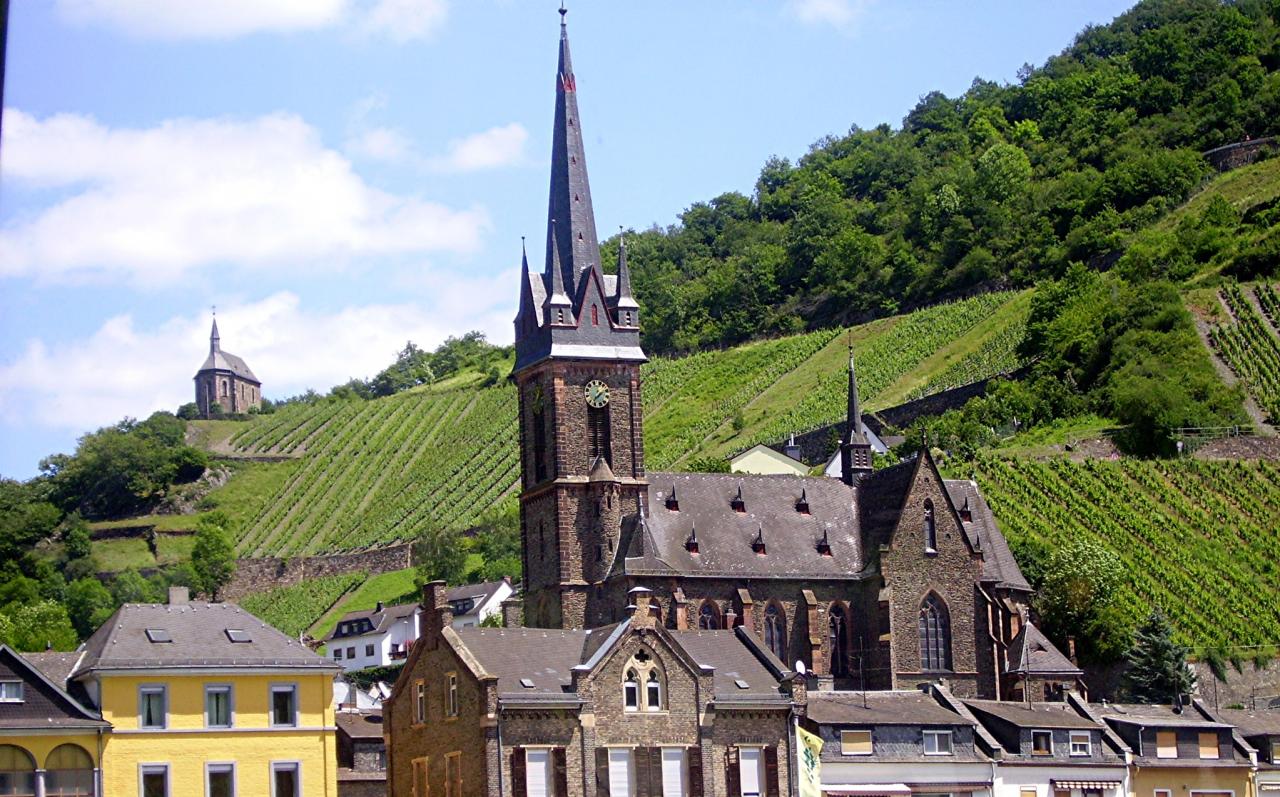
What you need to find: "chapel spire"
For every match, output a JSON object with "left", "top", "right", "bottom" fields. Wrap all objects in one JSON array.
[
  {"left": 210, "top": 316, "right": 221, "bottom": 354},
  {"left": 545, "top": 3, "right": 601, "bottom": 298},
  {"left": 841, "top": 348, "right": 873, "bottom": 484},
  {"left": 610, "top": 232, "right": 639, "bottom": 326}
]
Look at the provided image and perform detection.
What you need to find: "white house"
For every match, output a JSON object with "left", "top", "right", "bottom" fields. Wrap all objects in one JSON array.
[
  {"left": 326, "top": 601, "right": 421, "bottom": 672},
  {"left": 446, "top": 578, "right": 515, "bottom": 628}
]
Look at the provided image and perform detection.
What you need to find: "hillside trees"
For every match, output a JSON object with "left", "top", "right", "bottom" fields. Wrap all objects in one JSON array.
[
  {"left": 1034, "top": 538, "right": 1130, "bottom": 663},
  {"left": 191, "top": 513, "right": 237, "bottom": 599},
  {"left": 1124, "top": 609, "right": 1197, "bottom": 702}
]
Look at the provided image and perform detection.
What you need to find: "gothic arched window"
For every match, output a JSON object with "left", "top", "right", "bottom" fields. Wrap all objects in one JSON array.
[
  {"left": 623, "top": 650, "right": 664, "bottom": 712},
  {"left": 764, "top": 602, "right": 787, "bottom": 663},
  {"left": 698, "top": 601, "right": 721, "bottom": 630},
  {"left": 623, "top": 669, "right": 639, "bottom": 712},
  {"left": 829, "top": 604, "right": 850, "bottom": 677},
  {"left": 919, "top": 593, "right": 952, "bottom": 671},
  {"left": 924, "top": 499, "right": 937, "bottom": 552},
  {"left": 588, "top": 405, "right": 612, "bottom": 466}
]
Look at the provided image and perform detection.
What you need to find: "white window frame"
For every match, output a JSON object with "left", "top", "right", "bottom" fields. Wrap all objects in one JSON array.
[
  {"left": 138, "top": 684, "right": 167, "bottom": 730},
  {"left": 646, "top": 671, "right": 662, "bottom": 711},
  {"left": 1069, "top": 731, "right": 1091, "bottom": 756},
  {"left": 0, "top": 681, "right": 23, "bottom": 702},
  {"left": 608, "top": 748, "right": 636, "bottom": 797},
  {"left": 204, "top": 684, "right": 234, "bottom": 729},
  {"left": 206, "top": 762, "right": 236, "bottom": 797},
  {"left": 1032, "top": 729, "right": 1054, "bottom": 756},
  {"left": 139, "top": 763, "right": 170, "bottom": 797},
  {"left": 660, "top": 747, "right": 687, "bottom": 797},
  {"left": 840, "top": 729, "right": 873, "bottom": 756},
  {"left": 738, "top": 746, "right": 766, "bottom": 797},
  {"left": 270, "top": 761, "right": 301, "bottom": 797},
  {"left": 269, "top": 684, "right": 299, "bottom": 728},
  {"left": 923, "top": 730, "right": 953, "bottom": 756},
  {"left": 414, "top": 680, "right": 427, "bottom": 725},
  {"left": 446, "top": 673, "right": 459, "bottom": 718}
]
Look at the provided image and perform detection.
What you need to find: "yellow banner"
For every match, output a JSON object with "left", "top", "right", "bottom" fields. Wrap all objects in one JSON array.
[{"left": 798, "top": 724, "right": 824, "bottom": 797}]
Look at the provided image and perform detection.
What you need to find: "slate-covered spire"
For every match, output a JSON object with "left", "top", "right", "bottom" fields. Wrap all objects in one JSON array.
[
  {"left": 515, "top": 237, "right": 537, "bottom": 337},
  {"left": 545, "top": 220, "right": 573, "bottom": 324},
  {"left": 611, "top": 233, "right": 639, "bottom": 325},
  {"left": 210, "top": 317, "right": 221, "bottom": 354},
  {"left": 545, "top": 4, "right": 601, "bottom": 300},
  {"left": 841, "top": 349, "right": 873, "bottom": 485}
]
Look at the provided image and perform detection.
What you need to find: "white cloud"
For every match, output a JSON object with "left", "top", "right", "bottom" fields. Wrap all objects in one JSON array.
[
  {"left": 0, "top": 282, "right": 517, "bottom": 433},
  {"left": 54, "top": 0, "right": 447, "bottom": 41},
  {"left": 786, "top": 0, "right": 874, "bottom": 31},
  {"left": 0, "top": 110, "right": 489, "bottom": 285},
  {"left": 428, "top": 123, "right": 529, "bottom": 172},
  {"left": 347, "top": 126, "right": 415, "bottom": 162}
]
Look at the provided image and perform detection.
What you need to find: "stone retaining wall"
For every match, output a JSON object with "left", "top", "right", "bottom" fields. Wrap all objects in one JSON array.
[
  {"left": 1203, "top": 137, "right": 1277, "bottom": 172},
  {"left": 218, "top": 542, "right": 413, "bottom": 601}
]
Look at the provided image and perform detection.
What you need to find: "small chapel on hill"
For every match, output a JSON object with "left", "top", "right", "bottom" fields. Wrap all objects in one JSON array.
[
  {"left": 503, "top": 10, "right": 1073, "bottom": 704},
  {"left": 193, "top": 317, "right": 262, "bottom": 417}
]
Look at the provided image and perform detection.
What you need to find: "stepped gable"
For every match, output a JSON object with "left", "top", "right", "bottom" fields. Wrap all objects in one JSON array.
[
  {"left": 627, "top": 471, "right": 863, "bottom": 579},
  {"left": 944, "top": 478, "right": 1031, "bottom": 591},
  {"left": 1004, "top": 621, "right": 1081, "bottom": 678}
]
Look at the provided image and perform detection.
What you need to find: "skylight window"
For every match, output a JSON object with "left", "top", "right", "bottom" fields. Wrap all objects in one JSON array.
[
  {"left": 225, "top": 629, "right": 252, "bottom": 643},
  {"left": 735, "top": 679, "right": 750, "bottom": 689},
  {"left": 145, "top": 628, "right": 172, "bottom": 643},
  {"left": 520, "top": 678, "right": 535, "bottom": 689}
]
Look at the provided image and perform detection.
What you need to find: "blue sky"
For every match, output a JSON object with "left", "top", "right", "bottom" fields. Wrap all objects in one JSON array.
[{"left": 0, "top": 0, "right": 1135, "bottom": 478}]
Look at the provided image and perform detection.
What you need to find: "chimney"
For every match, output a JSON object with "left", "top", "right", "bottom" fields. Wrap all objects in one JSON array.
[
  {"left": 500, "top": 596, "right": 524, "bottom": 628},
  {"left": 375, "top": 601, "right": 384, "bottom": 613},
  {"left": 628, "top": 587, "right": 656, "bottom": 630},
  {"left": 168, "top": 586, "right": 190, "bottom": 605},
  {"left": 421, "top": 581, "right": 453, "bottom": 650}
]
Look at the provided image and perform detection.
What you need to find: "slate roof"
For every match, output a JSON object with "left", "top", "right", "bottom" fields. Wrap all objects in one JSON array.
[
  {"left": 75, "top": 602, "right": 340, "bottom": 675},
  {"left": 1216, "top": 708, "right": 1280, "bottom": 738},
  {"left": 963, "top": 699, "right": 1100, "bottom": 730},
  {"left": 668, "top": 629, "right": 787, "bottom": 700},
  {"left": 944, "top": 479, "right": 1031, "bottom": 591},
  {"left": 629, "top": 471, "right": 863, "bottom": 579},
  {"left": 22, "top": 651, "right": 82, "bottom": 688},
  {"left": 1095, "top": 703, "right": 1232, "bottom": 728},
  {"left": 807, "top": 689, "right": 975, "bottom": 726},
  {"left": 198, "top": 349, "right": 259, "bottom": 382},
  {"left": 336, "top": 710, "right": 384, "bottom": 740},
  {"left": 1006, "top": 622, "right": 1082, "bottom": 676},
  {"left": 857, "top": 458, "right": 918, "bottom": 550},
  {"left": 456, "top": 625, "right": 599, "bottom": 695},
  {"left": 328, "top": 602, "right": 418, "bottom": 641},
  {"left": 0, "top": 646, "right": 105, "bottom": 729},
  {"left": 447, "top": 579, "right": 511, "bottom": 615}
]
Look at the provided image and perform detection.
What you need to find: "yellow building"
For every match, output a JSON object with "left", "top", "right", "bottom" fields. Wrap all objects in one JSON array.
[
  {"left": 51, "top": 586, "right": 341, "bottom": 797},
  {"left": 1, "top": 645, "right": 109, "bottom": 796},
  {"left": 1098, "top": 702, "right": 1256, "bottom": 797}
]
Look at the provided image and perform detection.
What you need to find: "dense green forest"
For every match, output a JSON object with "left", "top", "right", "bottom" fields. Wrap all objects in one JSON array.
[{"left": 613, "top": 0, "right": 1280, "bottom": 352}]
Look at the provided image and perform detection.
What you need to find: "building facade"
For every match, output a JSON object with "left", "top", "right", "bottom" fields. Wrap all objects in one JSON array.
[
  {"left": 195, "top": 317, "right": 262, "bottom": 416},
  {"left": 1097, "top": 702, "right": 1255, "bottom": 797}
]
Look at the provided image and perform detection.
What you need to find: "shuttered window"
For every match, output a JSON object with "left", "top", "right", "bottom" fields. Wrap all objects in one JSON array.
[
  {"left": 608, "top": 749, "right": 635, "bottom": 797},
  {"left": 1156, "top": 731, "right": 1177, "bottom": 759},
  {"left": 840, "top": 730, "right": 872, "bottom": 755},
  {"left": 739, "top": 748, "right": 763, "bottom": 797},
  {"left": 1198, "top": 732, "right": 1219, "bottom": 759},
  {"left": 661, "top": 749, "right": 686, "bottom": 797},
  {"left": 526, "top": 750, "right": 550, "bottom": 797}
]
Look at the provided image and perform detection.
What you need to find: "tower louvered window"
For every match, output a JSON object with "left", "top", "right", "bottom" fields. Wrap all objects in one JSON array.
[
  {"left": 764, "top": 602, "right": 787, "bottom": 663},
  {"left": 533, "top": 408, "right": 547, "bottom": 482},
  {"left": 588, "top": 405, "right": 611, "bottom": 466},
  {"left": 829, "top": 604, "right": 850, "bottom": 677},
  {"left": 919, "top": 593, "right": 952, "bottom": 671},
  {"left": 924, "top": 499, "right": 937, "bottom": 551}
]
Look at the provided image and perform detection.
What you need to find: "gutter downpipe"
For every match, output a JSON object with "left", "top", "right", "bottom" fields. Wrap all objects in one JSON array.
[
  {"left": 496, "top": 703, "right": 505, "bottom": 797},
  {"left": 789, "top": 706, "right": 799, "bottom": 797}
]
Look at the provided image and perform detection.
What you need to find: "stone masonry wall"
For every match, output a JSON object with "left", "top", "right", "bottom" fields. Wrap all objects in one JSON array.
[
  {"left": 1203, "top": 137, "right": 1277, "bottom": 171},
  {"left": 219, "top": 542, "right": 412, "bottom": 601}
]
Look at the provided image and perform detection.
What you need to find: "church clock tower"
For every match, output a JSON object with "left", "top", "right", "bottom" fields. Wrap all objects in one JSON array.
[{"left": 512, "top": 8, "right": 646, "bottom": 630}]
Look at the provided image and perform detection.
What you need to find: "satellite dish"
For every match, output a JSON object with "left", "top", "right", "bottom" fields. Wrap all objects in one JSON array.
[{"left": 795, "top": 660, "right": 807, "bottom": 674}]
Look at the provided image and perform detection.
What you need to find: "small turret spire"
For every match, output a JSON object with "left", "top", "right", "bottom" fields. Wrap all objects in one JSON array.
[
  {"left": 841, "top": 341, "right": 873, "bottom": 485},
  {"left": 210, "top": 314, "right": 221, "bottom": 354},
  {"left": 612, "top": 229, "right": 639, "bottom": 320},
  {"left": 846, "top": 347, "right": 865, "bottom": 445}
]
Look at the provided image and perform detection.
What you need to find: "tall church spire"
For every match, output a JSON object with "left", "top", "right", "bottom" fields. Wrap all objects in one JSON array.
[
  {"left": 545, "top": 4, "right": 601, "bottom": 297},
  {"left": 841, "top": 348, "right": 873, "bottom": 484},
  {"left": 210, "top": 316, "right": 221, "bottom": 354},
  {"left": 846, "top": 351, "right": 866, "bottom": 445}
]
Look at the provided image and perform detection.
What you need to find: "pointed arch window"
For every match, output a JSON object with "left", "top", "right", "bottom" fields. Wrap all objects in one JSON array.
[
  {"left": 623, "top": 650, "right": 664, "bottom": 713},
  {"left": 592, "top": 304, "right": 599, "bottom": 325},
  {"left": 924, "top": 499, "right": 937, "bottom": 552},
  {"left": 919, "top": 593, "right": 952, "bottom": 671},
  {"left": 698, "top": 601, "right": 721, "bottom": 630},
  {"left": 764, "top": 602, "right": 787, "bottom": 663},
  {"left": 588, "top": 405, "right": 612, "bottom": 466},
  {"left": 829, "top": 604, "right": 850, "bottom": 677}
]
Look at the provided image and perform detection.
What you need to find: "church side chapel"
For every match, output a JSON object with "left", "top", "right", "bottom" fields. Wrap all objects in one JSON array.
[{"left": 505, "top": 8, "right": 1072, "bottom": 703}]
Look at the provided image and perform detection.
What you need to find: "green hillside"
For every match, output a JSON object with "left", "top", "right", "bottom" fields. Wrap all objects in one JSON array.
[
  {"left": 974, "top": 457, "right": 1280, "bottom": 650},
  {"left": 1210, "top": 281, "right": 1280, "bottom": 420},
  {"left": 193, "top": 290, "right": 1029, "bottom": 556}
]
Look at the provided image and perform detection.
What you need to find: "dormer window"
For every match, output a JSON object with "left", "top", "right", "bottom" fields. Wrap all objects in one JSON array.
[
  {"left": 665, "top": 487, "right": 679, "bottom": 512},
  {"left": 0, "top": 682, "right": 23, "bottom": 702},
  {"left": 685, "top": 525, "right": 698, "bottom": 554},
  {"left": 622, "top": 650, "right": 664, "bottom": 713},
  {"left": 923, "top": 730, "right": 953, "bottom": 755},
  {"left": 796, "top": 489, "right": 810, "bottom": 514},
  {"left": 817, "top": 528, "right": 832, "bottom": 556},
  {"left": 730, "top": 484, "right": 745, "bottom": 513},
  {"left": 751, "top": 526, "right": 766, "bottom": 555}
]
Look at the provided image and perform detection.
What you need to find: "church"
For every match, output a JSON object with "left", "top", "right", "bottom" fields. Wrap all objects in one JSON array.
[
  {"left": 506, "top": 8, "right": 1073, "bottom": 703},
  {"left": 194, "top": 317, "right": 262, "bottom": 417}
]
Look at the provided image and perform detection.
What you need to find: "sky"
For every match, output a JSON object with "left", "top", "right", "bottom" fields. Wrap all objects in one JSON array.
[{"left": 0, "top": 0, "right": 1137, "bottom": 479}]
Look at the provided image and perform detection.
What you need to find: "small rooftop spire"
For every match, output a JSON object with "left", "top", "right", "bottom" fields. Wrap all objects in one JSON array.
[
  {"left": 846, "top": 345, "right": 867, "bottom": 445},
  {"left": 613, "top": 229, "right": 639, "bottom": 312},
  {"left": 210, "top": 314, "right": 221, "bottom": 354},
  {"left": 547, "top": 219, "right": 572, "bottom": 312}
]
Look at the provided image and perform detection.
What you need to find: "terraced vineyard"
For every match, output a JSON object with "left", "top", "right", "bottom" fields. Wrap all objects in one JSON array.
[
  {"left": 211, "top": 291, "right": 1029, "bottom": 556},
  {"left": 239, "top": 573, "right": 366, "bottom": 638},
  {"left": 1209, "top": 282, "right": 1280, "bottom": 420},
  {"left": 975, "top": 457, "right": 1280, "bottom": 648}
]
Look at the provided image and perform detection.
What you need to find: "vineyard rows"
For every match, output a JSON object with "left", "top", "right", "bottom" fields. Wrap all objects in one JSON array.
[
  {"left": 975, "top": 457, "right": 1280, "bottom": 647},
  {"left": 1209, "top": 283, "right": 1280, "bottom": 420},
  {"left": 239, "top": 572, "right": 366, "bottom": 638},
  {"left": 905, "top": 317, "right": 1028, "bottom": 402}
]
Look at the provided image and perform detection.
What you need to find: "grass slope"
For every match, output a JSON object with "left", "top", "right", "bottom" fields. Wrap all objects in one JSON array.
[{"left": 975, "top": 457, "right": 1280, "bottom": 649}]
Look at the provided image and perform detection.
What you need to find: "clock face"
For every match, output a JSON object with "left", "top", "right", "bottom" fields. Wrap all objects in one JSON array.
[{"left": 584, "top": 379, "right": 610, "bottom": 408}]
